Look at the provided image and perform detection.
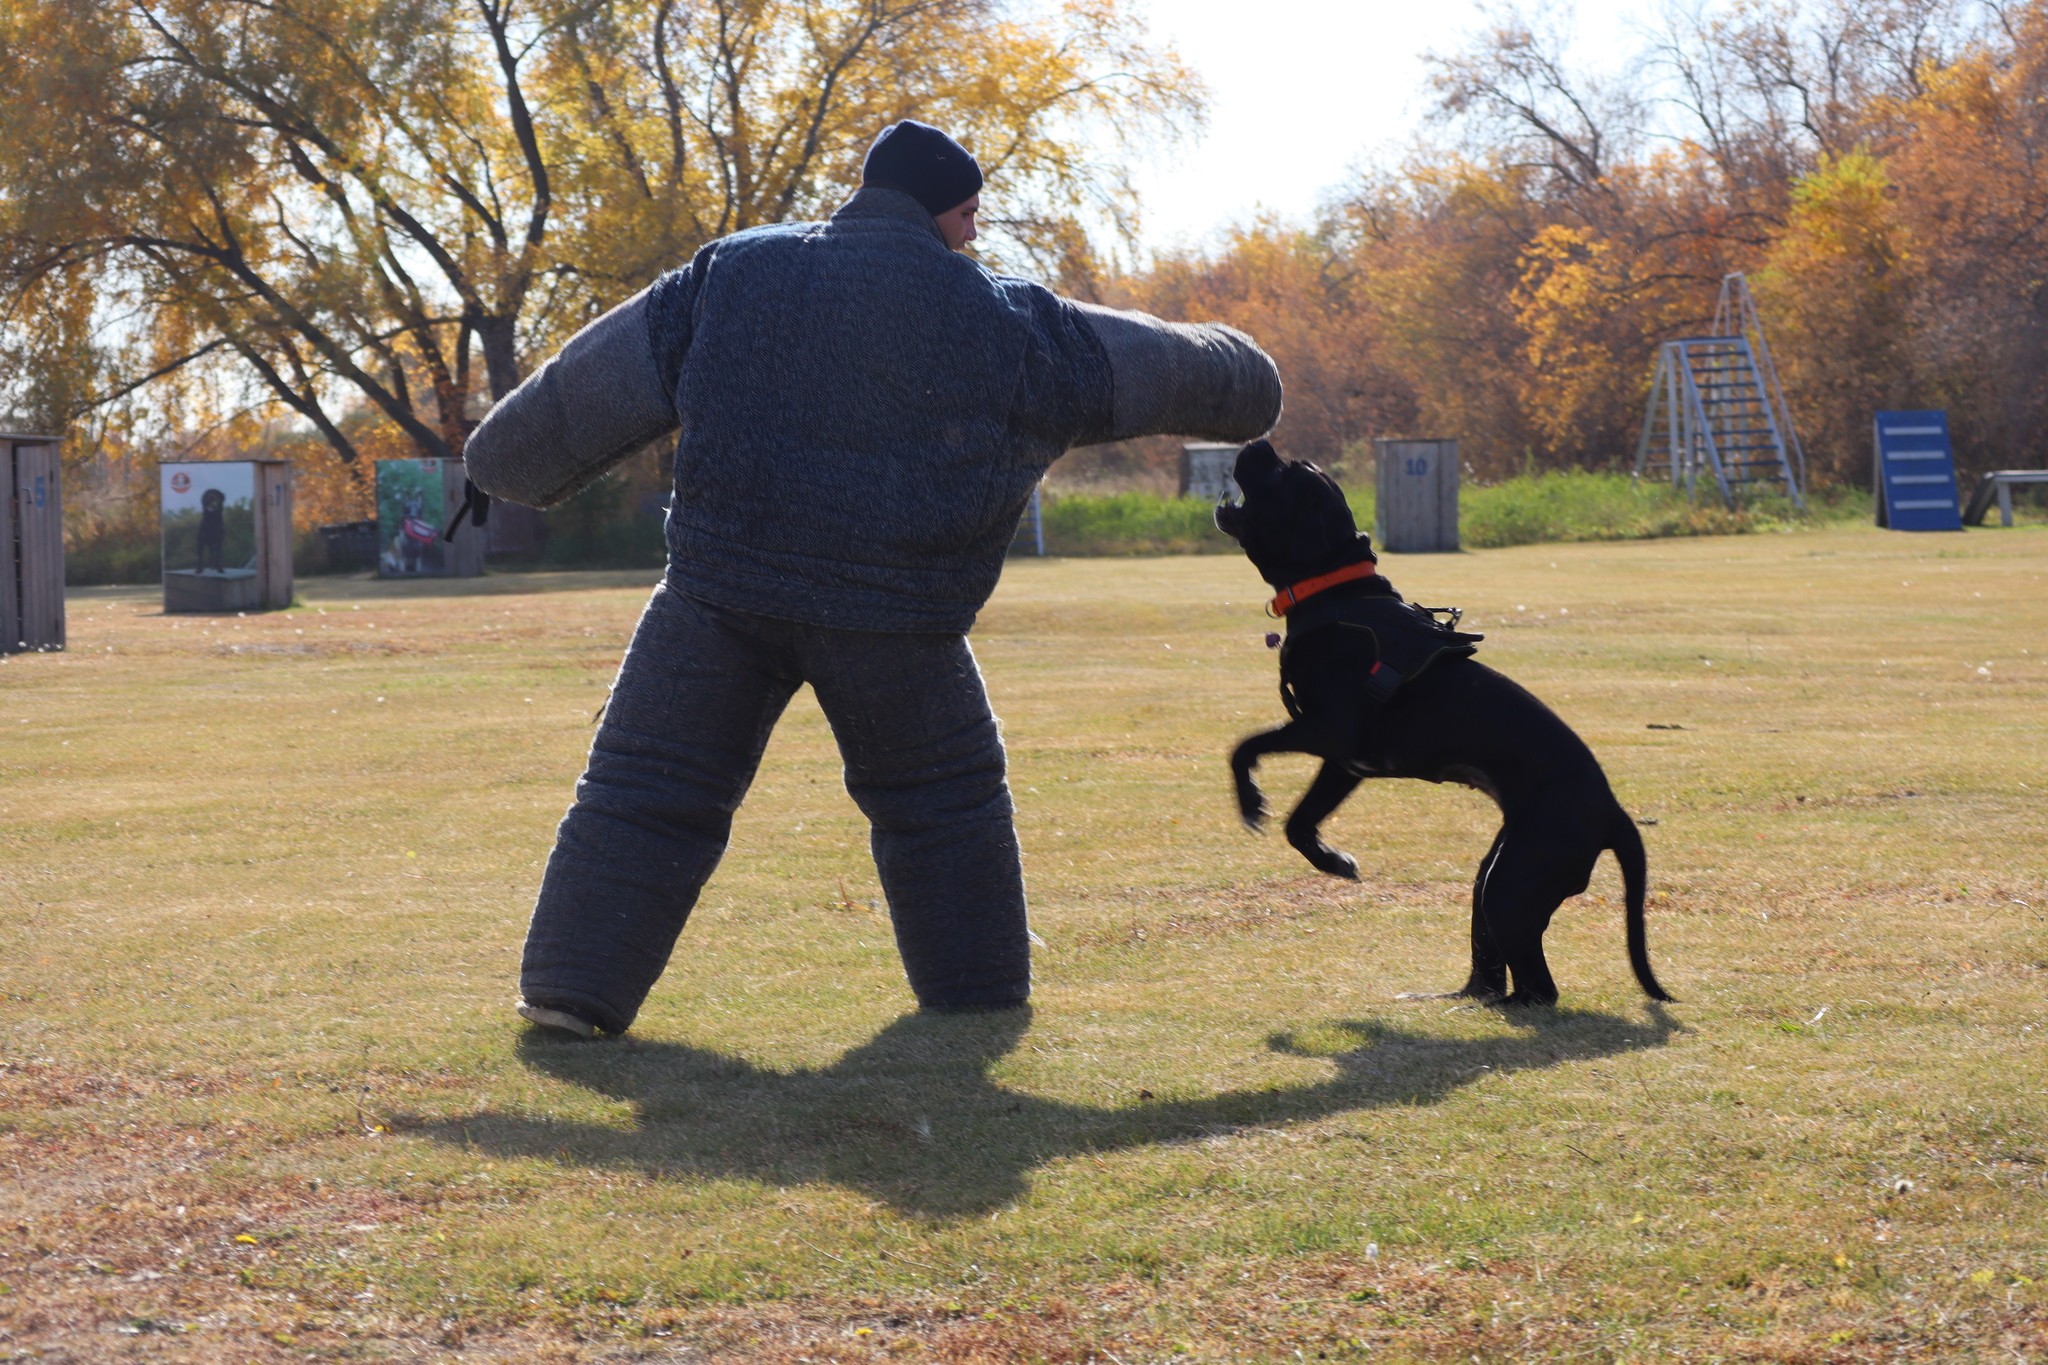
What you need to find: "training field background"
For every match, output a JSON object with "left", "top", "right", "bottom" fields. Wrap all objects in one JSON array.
[{"left": 1, "top": 525, "right": 2043, "bottom": 1363}]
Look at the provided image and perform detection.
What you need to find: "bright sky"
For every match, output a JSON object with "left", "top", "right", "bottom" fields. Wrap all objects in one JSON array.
[{"left": 1124, "top": 0, "right": 1665, "bottom": 255}]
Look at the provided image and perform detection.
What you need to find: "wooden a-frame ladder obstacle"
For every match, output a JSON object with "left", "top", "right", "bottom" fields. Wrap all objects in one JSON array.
[{"left": 1634, "top": 273, "right": 1806, "bottom": 509}]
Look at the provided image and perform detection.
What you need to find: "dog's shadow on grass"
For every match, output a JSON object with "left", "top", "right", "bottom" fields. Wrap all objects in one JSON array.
[{"left": 416, "top": 1005, "right": 1676, "bottom": 1219}]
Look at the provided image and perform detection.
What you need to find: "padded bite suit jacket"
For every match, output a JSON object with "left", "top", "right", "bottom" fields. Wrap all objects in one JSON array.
[{"left": 463, "top": 187, "right": 1285, "bottom": 630}]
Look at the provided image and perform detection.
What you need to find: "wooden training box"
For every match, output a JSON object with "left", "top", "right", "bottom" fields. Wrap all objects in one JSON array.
[
  {"left": 1375, "top": 438, "right": 1460, "bottom": 553},
  {"left": 1180, "top": 443, "right": 1242, "bottom": 502},
  {"left": 375, "top": 458, "right": 484, "bottom": 578},
  {"left": 159, "top": 460, "right": 294, "bottom": 613},
  {"left": 3, "top": 433, "right": 65, "bottom": 654}
]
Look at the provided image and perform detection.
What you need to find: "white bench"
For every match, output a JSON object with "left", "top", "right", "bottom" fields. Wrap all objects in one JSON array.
[{"left": 1963, "top": 470, "right": 2048, "bottom": 526}]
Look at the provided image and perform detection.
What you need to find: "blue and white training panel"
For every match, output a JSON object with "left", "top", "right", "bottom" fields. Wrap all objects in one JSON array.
[{"left": 1873, "top": 410, "right": 1962, "bottom": 531}]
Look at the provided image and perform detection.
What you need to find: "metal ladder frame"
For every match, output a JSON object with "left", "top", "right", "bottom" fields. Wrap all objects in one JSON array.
[
  {"left": 1713, "top": 273, "right": 1806, "bottom": 502},
  {"left": 1634, "top": 274, "right": 1805, "bottom": 510}
]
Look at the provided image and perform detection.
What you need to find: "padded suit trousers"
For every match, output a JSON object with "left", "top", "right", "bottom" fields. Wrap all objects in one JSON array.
[{"left": 517, "top": 577, "right": 1031, "bottom": 1033}]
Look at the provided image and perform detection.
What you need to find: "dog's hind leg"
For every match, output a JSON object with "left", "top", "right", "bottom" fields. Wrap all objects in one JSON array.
[
  {"left": 1453, "top": 830, "right": 1512, "bottom": 1000},
  {"left": 1469, "top": 833, "right": 1604, "bottom": 1006},
  {"left": 1285, "top": 760, "right": 1365, "bottom": 879},
  {"left": 1397, "top": 830, "right": 1511, "bottom": 1001}
]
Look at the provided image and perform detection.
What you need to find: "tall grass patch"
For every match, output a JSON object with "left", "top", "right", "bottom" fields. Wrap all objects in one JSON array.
[
  {"left": 1040, "top": 471, "right": 1878, "bottom": 557},
  {"left": 1039, "top": 489, "right": 1237, "bottom": 554},
  {"left": 1040, "top": 487, "right": 1378, "bottom": 555},
  {"left": 1462, "top": 469, "right": 1872, "bottom": 547}
]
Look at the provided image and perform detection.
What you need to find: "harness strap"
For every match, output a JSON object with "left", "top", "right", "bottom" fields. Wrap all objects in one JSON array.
[
  {"left": 1275, "top": 603, "right": 1477, "bottom": 721},
  {"left": 1280, "top": 622, "right": 1405, "bottom": 719},
  {"left": 1268, "top": 560, "right": 1376, "bottom": 616},
  {"left": 443, "top": 478, "right": 492, "bottom": 542}
]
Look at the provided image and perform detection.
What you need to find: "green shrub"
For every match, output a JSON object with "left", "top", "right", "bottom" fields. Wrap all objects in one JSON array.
[
  {"left": 294, "top": 526, "right": 348, "bottom": 577},
  {"left": 1038, "top": 490, "right": 1234, "bottom": 555},
  {"left": 1460, "top": 471, "right": 1731, "bottom": 547},
  {"left": 1461, "top": 470, "right": 1869, "bottom": 548},
  {"left": 1032, "top": 473, "right": 1870, "bottom": 558},
  {"left": 64, "top": 522, "right": 160, "bottom": 585}
]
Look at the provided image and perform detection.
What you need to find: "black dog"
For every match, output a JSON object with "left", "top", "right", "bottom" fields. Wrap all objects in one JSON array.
[
  {"left": 195, "top": 487, "right": 226, "bottom": 574},
  {"left": 1215, "top": 440, "right": 1671, "bottom": 1007}
]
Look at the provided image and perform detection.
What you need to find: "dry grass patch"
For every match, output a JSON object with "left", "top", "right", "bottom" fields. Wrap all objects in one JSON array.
[{"left": 2, "top": 526, "right": 2045, "bottom": 1361}]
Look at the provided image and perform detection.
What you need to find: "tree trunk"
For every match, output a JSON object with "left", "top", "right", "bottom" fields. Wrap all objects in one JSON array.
[{"left": 477, "top": 314, "right": 523, "bottom": 401}]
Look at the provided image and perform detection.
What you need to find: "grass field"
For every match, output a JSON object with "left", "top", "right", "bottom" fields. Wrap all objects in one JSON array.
[{"left": 3, "top": 523, "right": 2045, "bottom": 1363}]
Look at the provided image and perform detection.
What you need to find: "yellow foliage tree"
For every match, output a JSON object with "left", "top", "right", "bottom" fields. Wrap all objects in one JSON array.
[
  {"left": 1512, "top": 224, "right": 1633, "bottom": 460},
  {"left": 0, "top": 0, "right": 1200, "bottom": 481},
  {"left": 1754, "top": 149, "right": 1915, "bottom": 485}
]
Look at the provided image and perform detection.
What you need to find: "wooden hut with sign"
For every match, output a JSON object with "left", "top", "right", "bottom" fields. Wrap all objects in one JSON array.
[
  {"left": 1374, "top": 438, "right": 1460, "bottom": 552},
  {"left": 159, "top": 460, "right": 294, "bottom": 613},
  {"left": 3, "top": 432, "right": 65, "bottom": 653},
  {"left": 375, "top": 458, "right": 484, "bottom": 577},
  {"left": 1179, "top": 442, "right": 1242, "bottom": 502}
]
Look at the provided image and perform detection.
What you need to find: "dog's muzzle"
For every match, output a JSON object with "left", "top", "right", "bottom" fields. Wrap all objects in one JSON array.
[{"left": 1213, "top": 496, "right": 1244, "bottom": 540}]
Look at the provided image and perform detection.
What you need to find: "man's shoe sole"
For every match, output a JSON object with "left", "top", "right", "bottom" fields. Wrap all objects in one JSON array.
[{"left": 516, "top": 1001, "right": 598, "bottom": 1039}]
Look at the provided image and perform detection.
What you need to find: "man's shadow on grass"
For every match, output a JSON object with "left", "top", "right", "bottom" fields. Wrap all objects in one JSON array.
[{"left": 416, "top": 1005, "right": 1678, "bottom": 1219}]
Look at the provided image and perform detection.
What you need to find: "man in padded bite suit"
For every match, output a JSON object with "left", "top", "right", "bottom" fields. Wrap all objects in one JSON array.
[{"left": 462, "top": 120, "right": 1283, "bottom": 1037}]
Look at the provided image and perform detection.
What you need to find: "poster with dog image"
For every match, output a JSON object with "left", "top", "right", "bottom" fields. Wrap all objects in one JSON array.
[
  {"left": 376, "top": 459, "right": 449, "bottom": 576},
  {"left": 161, "top": 462, "right": 257, "bottom": 575}
]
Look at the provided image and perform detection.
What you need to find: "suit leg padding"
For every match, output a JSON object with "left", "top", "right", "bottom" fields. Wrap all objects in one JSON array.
[
  {"left": 808, "top": 633, "right": 1029, "bottom": 1011},
  {"left": 520, "top": 585, "right": 799, "bottom": 1033}
]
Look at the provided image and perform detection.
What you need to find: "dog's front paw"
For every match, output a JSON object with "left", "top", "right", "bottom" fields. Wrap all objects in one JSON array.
[
  {"left": 1236, "top": 785, "right": 1269, "bottom": 832},
  {"left": 1306, "top": 845, "right": 1359, "bottom": 880},
  {"left": 1286, "top": 825, "right": 1358, "bottom": 879}
]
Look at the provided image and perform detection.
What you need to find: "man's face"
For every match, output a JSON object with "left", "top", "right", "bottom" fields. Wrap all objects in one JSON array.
[{"left": 934, "top": 193, "right": 979, "bottom": 251}]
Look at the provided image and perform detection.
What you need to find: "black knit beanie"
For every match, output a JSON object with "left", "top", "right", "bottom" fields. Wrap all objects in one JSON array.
[{"left": 861, "top": 121, "right": 984, "bottom": 217}]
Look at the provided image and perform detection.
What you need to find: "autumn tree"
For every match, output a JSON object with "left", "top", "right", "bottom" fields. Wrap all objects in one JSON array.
[
  {"left": 1295, "top": 0, "right": 1983, "bottom": 481},
  {"left": 1751, "top": 150, "right": 1916, "bottom": 485},
  {"left": 1099, "top": 218, "right": 1409, "bottom": 481},
  {"left": 1877, "top": 4, "right": 2048, "bottom": 476},
  {"left": 0, "top": 0, "right": 1201, "bottom": 476}
]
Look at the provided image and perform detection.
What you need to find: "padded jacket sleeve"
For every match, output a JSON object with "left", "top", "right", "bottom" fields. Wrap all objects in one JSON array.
[
  {"left": 461, "top": 279, "right": 688, "bottom": 510},
  {"left": 1068, "top": 301, "right": 1283, "bottom": 444}
]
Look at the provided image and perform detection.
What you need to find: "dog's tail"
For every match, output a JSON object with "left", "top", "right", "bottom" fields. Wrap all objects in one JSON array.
[{"left": 1613, "top": 815, "right": 1675, "bottom": 1002}]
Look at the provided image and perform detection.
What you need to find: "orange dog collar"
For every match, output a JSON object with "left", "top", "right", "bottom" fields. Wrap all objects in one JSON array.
[{"left": 1267, "top": 560, "right": 1378, "bottom": 617}]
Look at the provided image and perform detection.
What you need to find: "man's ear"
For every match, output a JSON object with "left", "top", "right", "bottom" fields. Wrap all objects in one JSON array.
[{"left": 1233, "top": 438, "right": 1282, "bottom": 491}]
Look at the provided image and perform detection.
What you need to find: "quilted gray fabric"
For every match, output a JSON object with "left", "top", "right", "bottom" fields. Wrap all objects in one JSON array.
[{"left": 465, "top": 187, "right": 1283, "bottom": 632}]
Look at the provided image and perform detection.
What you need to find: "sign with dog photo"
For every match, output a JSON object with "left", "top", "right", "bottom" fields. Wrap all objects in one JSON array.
[
  {"left": 373, "top": 459, "right": 485, "bottom": 578},
  {"left": 376, "top": 459, "right": 452, "bottom": 576},
  {"left": 161, "top": 461, "right": 260, "bottom": 612}
]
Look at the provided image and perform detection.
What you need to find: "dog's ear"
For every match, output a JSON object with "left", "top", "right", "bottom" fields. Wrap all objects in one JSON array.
[{"left": 1233, "top": 438, "right": 1283, "bottom": 492}]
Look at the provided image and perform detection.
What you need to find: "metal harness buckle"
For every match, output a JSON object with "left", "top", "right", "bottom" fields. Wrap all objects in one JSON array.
[{"left": 1418, "top": 605, "right": 1464, "bottom": 630}]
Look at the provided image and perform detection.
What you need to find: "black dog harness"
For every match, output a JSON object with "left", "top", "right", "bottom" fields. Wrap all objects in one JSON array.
[{"left": 1277, "top": 591, "right": 1484, "bottom": 721}]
